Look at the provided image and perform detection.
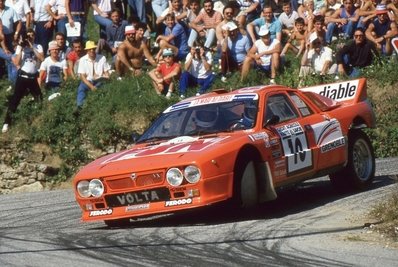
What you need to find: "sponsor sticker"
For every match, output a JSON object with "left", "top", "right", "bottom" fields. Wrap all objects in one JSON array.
[
  {"left": 126, "top": 203, "right": 150, "bottom": 212},
  {"left": 321, "top": 136, "right": 346, "bottom": 153},
  {"left": 165, "top": 198, "right": 193, "bottom": 207},
  {"left": 89, "top": 209, "right": 113, "bottom": 217},
  {"left": 300, "top": 80, "right": 359, "bottom": 101}
]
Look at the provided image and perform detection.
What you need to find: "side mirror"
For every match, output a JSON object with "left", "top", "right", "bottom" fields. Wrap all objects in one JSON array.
[
  {"left": 131, "top": 132, "right": 141, "bottom": 143},
  {"left": 264, "top": 115, "right": 280, "bottom": 127}
]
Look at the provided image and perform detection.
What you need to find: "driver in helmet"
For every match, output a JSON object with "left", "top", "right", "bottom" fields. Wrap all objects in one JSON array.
[
  {"left": 241, "top": 101, "right": 257, "bottom": 127},
  {"left": 231, "top": 101, "right": 258, "bottom": 130},
  {"left": 194, "top": 106, "right": 219, "bottom": 130}
]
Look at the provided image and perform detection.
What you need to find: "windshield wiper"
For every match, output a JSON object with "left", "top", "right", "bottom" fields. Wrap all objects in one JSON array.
[{"left": 137, "top": 135, "right": 178, "bottom": 144}]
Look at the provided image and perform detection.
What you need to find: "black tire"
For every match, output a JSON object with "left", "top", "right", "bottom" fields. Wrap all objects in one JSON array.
[
  {"left": 329, "top": 130, "right": 375, "bottom": 190},
  {"left": 104, "top": 218, "right": 131, "bottom": 228},
  {"left": 234, "top": 159, "right": 258, "bottom": 208}
]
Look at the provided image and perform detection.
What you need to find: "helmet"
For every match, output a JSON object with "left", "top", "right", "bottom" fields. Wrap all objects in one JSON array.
[
  {"left": 195, "top": 106, "right": 219, "bottom": 128},
  {"left": 242, "top": 101, "right": 257, "bottom": 127}
]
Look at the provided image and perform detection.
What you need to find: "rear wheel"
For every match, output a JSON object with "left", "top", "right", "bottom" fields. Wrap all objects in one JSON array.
[
  {"left": 330, "top": 130, "right": 375, "bottom": 190},
  {"left": 104, "top": 218, "right": 131, "bottom": 228}
]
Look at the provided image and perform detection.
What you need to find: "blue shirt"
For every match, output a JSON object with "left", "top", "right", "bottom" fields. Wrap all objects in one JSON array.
[
  {"left": 251, "top": 17, "right": 282, "bottom": 40},
  {"left": 106, "top": 20, "right": 129, "bottom": 48},
  {"left": 165, "top": 22, "right": 189, "bottom": 56},
  {"left": 228, "top": 33, "right": 250, "bottom": 64}
]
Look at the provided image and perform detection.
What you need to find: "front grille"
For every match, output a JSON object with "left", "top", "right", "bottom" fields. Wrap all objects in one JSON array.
[{"left": 105, "top": 171, "right": 165, "bottom": 190}]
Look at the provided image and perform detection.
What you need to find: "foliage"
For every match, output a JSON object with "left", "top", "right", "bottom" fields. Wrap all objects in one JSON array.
[
  {"left": 1, "top": 49, "right": 398, "bottom": 183},
  {"left": 369, "top": 184, "right": 398, "bottom": 241}
]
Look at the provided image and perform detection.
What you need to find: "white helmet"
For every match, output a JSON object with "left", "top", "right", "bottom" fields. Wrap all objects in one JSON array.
[{"left": 195, "top": 106, "right": 219, "bottom": 128}]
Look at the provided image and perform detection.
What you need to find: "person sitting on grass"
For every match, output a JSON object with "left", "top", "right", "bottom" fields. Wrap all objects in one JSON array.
[
  {"left": 76, "top": 41, "right": 110, "bottom": 109},
  {"left": 280, "top": 17, "right": 307, "bottom": 58},
  {"left": 219, "top": 21, "right": 250, "bottom": 82},
  {"left": 38, "top": 41, "right": 68, "bottom": 100},
  {"left": 115, "top": 25, "right": 157, "bottom": 78},
  {"left": 299, "top": 32, "right": 337, "bottom": 85},
  {"left": 179, "top": 43, "right": 215, "bottom": 99},
  {"left": 240, "top": 25, "right": 281, "bottom": 85},
  {"left": 336, "top": 27, "right": 378, "bottom": 78},
  {"left": 148, "top": 48, "right": 181, "bottom": 99}
]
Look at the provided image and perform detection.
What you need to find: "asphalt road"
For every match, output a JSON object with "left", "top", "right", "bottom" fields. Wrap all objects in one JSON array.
[{"left": 0, "top": 158, "right": 397, "bottom": 267}]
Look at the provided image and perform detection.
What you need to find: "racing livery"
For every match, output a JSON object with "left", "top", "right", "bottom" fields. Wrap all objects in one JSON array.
[{"left": 73, "top": 78, "right": 376, "bottom": 227}]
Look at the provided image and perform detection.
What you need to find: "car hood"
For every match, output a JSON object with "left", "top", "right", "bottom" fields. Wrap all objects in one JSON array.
[{"left": 75, "top": 135, "right": 242, "bottom": 179}]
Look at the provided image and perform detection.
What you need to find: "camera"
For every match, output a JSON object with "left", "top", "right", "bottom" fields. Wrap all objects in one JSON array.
[{"left": 195, "top": 47, "right": 201, "bottom": 53}]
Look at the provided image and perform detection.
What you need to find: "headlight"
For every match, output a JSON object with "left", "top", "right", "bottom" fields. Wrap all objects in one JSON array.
[
  {"left": 77, "top": 180, "right": 91, "bottom": 198},
  {"left": 89, "top": 179, "right": 104, "bottom": 197},
  {"left": 166, "top": 168, "right": 184, "bottom": 186},
  {"left": 184, "top": 165, "right": 201, "bottom": 184}
]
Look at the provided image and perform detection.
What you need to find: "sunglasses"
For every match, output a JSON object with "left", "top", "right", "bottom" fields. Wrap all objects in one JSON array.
[{"left": 354, "top": 34, "right": 364, "bottom": 38}]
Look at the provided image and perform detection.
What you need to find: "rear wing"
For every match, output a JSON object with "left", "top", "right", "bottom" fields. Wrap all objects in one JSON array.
[{"left": 299, "top": 78, "right": 368, "bottom": 105}]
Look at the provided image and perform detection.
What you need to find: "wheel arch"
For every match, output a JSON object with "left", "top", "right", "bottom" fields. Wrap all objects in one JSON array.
[{"left": 233, "top": 145, "right": 277, "bottom": 204}]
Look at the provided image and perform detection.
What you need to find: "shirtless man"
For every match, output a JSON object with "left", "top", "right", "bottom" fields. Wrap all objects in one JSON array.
[{"left": 115, "top": 25, "right": 157, "bottom": 77}]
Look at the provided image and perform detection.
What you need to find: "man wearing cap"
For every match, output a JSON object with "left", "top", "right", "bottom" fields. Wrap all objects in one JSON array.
[
  {"left": 2, "top": 28, "right": 44, "bottom": 133},
  {"left": 148, "top": 48, "right": 181, "bottom": 98},
  {"left": 179, "top": 43, "right": 215, "bottom": 98},
  {"left": 247, "top": 5, "right": 282, "bottom": 44},
  {"left": 220, "top": 21, "right": 250, "bottom": 82},
  {"left": 38, "top": 41, "right": 68, "bottom": 95},
  {"left": 241, "top": 25, "right": 281, "bottom": 84},
  {"left": 216, "top": 5, "right": 237, "bottom": 47},
  {"left": 365, "top": 4, "right": 398, "bottom": 55},
  {"left": 115, "top": 25, "right": 156, "bottom": 78},
  {"left": 76, "top": 40, "right": 110, "bottom": 108},
  {"left": 299, "top": 31, "right": 337, "bottom": 83}
]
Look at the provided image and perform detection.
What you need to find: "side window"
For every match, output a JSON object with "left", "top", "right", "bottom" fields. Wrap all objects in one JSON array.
[
  {"left": 265, "top": 94, "right": 298, "bottom": 123},
  {"left": 289, "top": 92, "right": 313, "bottom": 117}
]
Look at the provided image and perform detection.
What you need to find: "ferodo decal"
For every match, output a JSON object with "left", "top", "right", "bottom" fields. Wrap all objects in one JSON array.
[
  {"left": 300, "top": 79, "right": 359, "bottom": 101},
  {"left": 101, "top": 137, "right": 229, "bottom": 164},
  {"left": 89, "top": 209, "right": 113, "bottom": 217},
  {"left": 165, "top": 198, "right": 193, "bottom": 207},
  {"left": 311, "top": 119, "right": 346, "bottom": 153},
  {"left": 276, "top": 122, "right": 312, "bottom": 173}
]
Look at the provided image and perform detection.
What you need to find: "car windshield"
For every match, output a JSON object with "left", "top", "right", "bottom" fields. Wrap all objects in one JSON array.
[{"left": 138, "top": 99, "right": 259, "bottom": 143}]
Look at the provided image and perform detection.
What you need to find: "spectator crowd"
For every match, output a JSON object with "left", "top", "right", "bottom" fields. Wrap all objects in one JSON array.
[{"left": 1, "top": 0, "right": 397, "bottom": 133}]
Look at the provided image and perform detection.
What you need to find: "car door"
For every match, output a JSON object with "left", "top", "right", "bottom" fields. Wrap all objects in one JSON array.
[{"left": 263, "top": 92, "right": 325, "bottom": 183}]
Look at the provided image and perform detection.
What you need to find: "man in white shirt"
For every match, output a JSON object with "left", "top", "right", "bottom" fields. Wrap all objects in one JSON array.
[
  {"left": 240, "top": 25, "right": 281, "bottom": 84},
  {"left": 179, "top": 44, "right": 215, "bottom": 98},
  {"left": 299, "top": 32, "right": 337, "bottom": 81},
  {"left": 76, "top": 40, "right": 110, "bottom": 108}
]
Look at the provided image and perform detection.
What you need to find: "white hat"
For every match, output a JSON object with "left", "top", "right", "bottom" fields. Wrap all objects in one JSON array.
[
  {"left": 222, "top": 21, "right": 238, "bottom": 31},
  {"left": 125, "top": 25, "right": 136, "bottom": 35},
  {"left": 162, "top": 48, "right": 174, "bottom": 56},
  {"left": 375, "top": 4, "right": 388, "bottom": 14},
  {"left": 258, "top": 25, "right": 270, "bottom": 37},
  {"left": 309, "top": 32, "right": 319, "bottom": 43}
]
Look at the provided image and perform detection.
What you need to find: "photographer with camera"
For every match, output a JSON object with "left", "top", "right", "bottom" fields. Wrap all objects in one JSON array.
[
  {"left": 178, "top": 42, "right": 215, "bottom": 99},
  {"left": 2, "top": 29, "right": 44, "bottom": 133}
]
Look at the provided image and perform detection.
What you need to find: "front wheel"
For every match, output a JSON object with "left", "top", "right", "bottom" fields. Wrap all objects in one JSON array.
[
  {"left": 235, "top": 160, "right": 258, "bottom": 208},
  {"left": 329, "top": 130, "right": 375, "bottom": 190}
]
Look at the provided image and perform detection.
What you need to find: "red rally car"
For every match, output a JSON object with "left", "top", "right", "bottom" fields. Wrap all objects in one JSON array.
[{"left": 73, "top": 78, "right": 376, "bottom": 227}]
